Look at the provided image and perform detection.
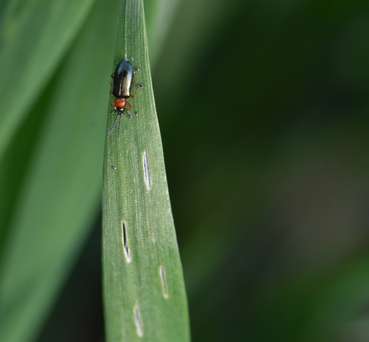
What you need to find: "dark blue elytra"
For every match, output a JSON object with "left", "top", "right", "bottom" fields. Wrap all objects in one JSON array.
[{"left": 112, "top": 59, "right": 134, "bottom": 98}]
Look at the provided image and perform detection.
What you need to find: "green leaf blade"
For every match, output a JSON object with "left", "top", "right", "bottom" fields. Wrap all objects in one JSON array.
[{"left": 103, "top": 0, "right": 190, "bottom": 341}]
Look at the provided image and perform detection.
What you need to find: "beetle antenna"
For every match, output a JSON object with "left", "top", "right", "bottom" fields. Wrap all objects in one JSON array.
[{"left": 108, "top": 112, "right": 121, "bottom": 136}]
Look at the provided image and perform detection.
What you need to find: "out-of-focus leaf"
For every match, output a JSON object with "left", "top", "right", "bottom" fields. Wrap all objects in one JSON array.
[
  {"left": 0, "top": 0, "right": 95, "bottom": 157},
  {"left": 0, "top": 0, "right": 119, "bottom": 340},
  {"left": 143, "top": 0, "right": 181, "bottom": 61},
  {"left": 251, "top": 257, "right": 369, "bottom": 342}
]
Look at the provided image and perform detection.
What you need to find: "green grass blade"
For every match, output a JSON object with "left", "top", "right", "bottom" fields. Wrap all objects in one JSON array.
[
  {"left": 0, "top": 0, "right": 95, "bottom": 158},
  {"left": 102, "top": 0, "right": 190, "bottom": 341},
  {"left": 0, "top": 0, "right": 119, "bottom": 340}
]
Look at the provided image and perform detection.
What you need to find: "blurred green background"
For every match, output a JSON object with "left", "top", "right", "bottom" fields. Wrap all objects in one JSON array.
[{"left": 2, "top": 0, "right": 369, "bottom": 341}]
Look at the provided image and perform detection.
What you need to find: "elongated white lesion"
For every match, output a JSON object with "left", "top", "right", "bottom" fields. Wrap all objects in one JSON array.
[
  {"left": 133, "top": 303, "right": 144, "bottom": 337},
  {"left": 159, "top": 265, "right": 169, "bottom": 299},
  {"left": 121, "top": 220, "right": 132, "bottom": 263},
  {"left": 142, "top": 150, "right": 152, "bottom": 191}
]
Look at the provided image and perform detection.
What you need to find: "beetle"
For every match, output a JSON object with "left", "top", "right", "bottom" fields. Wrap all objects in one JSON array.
[{"left": 112, "top": 58, "right": 134, "bottom": 114}]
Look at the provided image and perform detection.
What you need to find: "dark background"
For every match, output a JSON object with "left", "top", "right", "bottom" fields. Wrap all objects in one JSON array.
[{"left": 40, "top": 0, "right": 369, "bottom": 341}]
